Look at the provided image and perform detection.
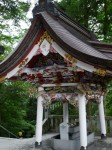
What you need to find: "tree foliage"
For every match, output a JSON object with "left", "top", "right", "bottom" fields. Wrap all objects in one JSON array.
[
  {"left": 106, "top": 82, "right": 112, "bottom": 116},
  {"left": 0, "top": 0, "right": 35, "bottom": 137},
  {"left": 0, "top": 81, "right": 32, "bottom": 136},
  {"left": 58, "top": 0, "right": 112, "bottom": 42},
  {"left": 0, "top": 0, "right": 30, "bottom": 60}
]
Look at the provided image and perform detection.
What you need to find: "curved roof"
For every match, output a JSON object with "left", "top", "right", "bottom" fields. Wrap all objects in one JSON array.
[
  {"left": 39, "top": 12, "right": 112, "bottom": 64},
  {"left": 0, "top": 1, "right": 112, "bottom": 80},
  {"left": 0, "top": 17, "right": 42, "bottom": 76}
]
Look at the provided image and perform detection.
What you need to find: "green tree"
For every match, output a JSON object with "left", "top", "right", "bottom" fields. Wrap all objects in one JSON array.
[
  {"left": 26, "top": 97, "right": 37, "bottom": 125},
  {"left": 106, "top": 82, "right": 112, "bottom": 116},
  {"left": 0, "top": 0, "right": 32, "bottom": 136},
  {"left": 0, "top": 81, "right": 31, "bottom": 137},
  {"left": 0, "top": 0, "right": 30, "bottom": 61},
  {"left": 58, "top": 0, "right": 112, "bottom": 42},
  {"left": 58, "top": 0, "right": 112, "bottom": 117}
]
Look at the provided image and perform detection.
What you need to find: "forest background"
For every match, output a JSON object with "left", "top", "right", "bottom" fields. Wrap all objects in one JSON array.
[{"left": 0, "top": 0, "right": 112, "bottom": 137}]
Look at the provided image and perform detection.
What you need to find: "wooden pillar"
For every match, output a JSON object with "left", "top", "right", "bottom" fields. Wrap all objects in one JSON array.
[
  {"left": 35, "top": 87, "right": 44, "bottom": 148},
  {"left": 98, "top": 95, "right": 106, "bottom": 139},
  {"left": 78, "top": 94, "right": 87, "bottom": 150}
]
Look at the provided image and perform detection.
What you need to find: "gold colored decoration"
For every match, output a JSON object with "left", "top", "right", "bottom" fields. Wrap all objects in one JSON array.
[
  {"left": 29, "top": 86, "right": 38, "bottom": 98},
  {"left": 17, "top": 69, "right": 22, "bottom": 76},
  {"left": 78, "top": 84, "right": 86, "bottom": 94},
  {"left": 39, "top": 31, "right": 53, "bottom": 45},
  {"left": 69, "top": 98, "right": 79, "bottom": 107},
  {"left": 19, "top": 58, "right": 29, "bottom": 68},
  {"left": 0, "top": 76, "right": 5, "bottom": 82},
  {"left": 65, "top": 53, "right": 77, "bottom": 64},
  {"left": 42, "top": 94, "right": 52, "bottom": 109},
  {"left": 94, "top": 68, "right": 106, "bottom": 76}
]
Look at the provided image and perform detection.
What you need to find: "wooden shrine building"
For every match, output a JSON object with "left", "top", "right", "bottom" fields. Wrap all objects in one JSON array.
[{"left": 0, "top": 0, "right": 112, "bottom": 149}]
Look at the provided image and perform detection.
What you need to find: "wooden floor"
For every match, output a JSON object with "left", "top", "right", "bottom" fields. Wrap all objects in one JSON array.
[{"left": 0, "top": 134, "right": 112, "bottom": 150}]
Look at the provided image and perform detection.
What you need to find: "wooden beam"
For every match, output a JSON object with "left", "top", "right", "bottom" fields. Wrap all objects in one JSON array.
[{"left": 42, "top": 83, "right": 78, "bottom": 87}]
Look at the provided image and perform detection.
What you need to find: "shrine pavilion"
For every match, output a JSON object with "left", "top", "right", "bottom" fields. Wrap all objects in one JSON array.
[{"left": 0, "top": 0, "right": 112, "bottom": 150}]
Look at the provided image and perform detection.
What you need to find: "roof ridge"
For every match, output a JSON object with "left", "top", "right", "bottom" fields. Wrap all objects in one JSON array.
[{"left": 32, "top": 1, "right": 97, "bottom": 41}]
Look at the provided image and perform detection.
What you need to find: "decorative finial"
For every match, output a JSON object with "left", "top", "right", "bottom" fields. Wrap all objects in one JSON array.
[
  {"left": 39, "top": 0, "right": 47, "bottom": 5},
  {"left": 32, "top": 0, "right": 48, "bottom": 16},
  {"left": 32, "top": 0, "right": 57, "bottom": 17}
]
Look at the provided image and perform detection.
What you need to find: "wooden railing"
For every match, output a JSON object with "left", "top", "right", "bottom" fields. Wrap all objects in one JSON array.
[{"left": 43, "top": 115, "right": 112, "bottom": 136}]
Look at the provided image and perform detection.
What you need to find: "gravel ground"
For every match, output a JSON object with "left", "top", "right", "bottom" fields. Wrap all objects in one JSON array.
[
  {"left": 21, "top": 136, "right": 112, "bottom": 150},
  {"left": 0, "top": 137, "right": 35, "bottom": 150},
  {"left": 0, "top": 133, "right": 57, "bottom": 150},
  {"left": 0, "top": 135, "right": 112, "bottom": 150},
  {"left": 88, "top": 137, "right": 112, "bottom": 150}
]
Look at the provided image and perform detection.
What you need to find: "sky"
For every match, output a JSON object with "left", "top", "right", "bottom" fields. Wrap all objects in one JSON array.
[
  {"left": 26, "top": 0, "right": 61, "bottom": 18},
  {"left": 27, "top": 0, "right": 36, "bottom": 18},
  {"left": 12, "top": 0, "right": 61, "bottom": 48}
]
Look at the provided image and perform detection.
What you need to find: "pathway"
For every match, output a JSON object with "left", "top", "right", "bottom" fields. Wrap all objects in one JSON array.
[
  {"left": 0, "top": 133, "right": 57, "bottom": 150},
  {"left": 88, "top": 137, "right": 112, "bottom": 150},
  {"left": 0, "top": 134, "right": 112, "bottom": 150}
]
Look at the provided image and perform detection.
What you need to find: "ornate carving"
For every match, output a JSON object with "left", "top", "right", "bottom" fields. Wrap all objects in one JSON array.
[
  {"left": 70, "top": 101, "right": 79, "bottom": 107},
  {"left": 29, "top": 86, "right": 38, "bottom": 97},
  {"left": 68, "top": 95, "right": 79, "bottom": 107},
  {"left": 64, "top": 53, "right": 77, "bottom": 64},
  {"left": 19, "top": 58, "right": 29, "bottom": 68},
  {"left": 86, "top": 94, "right": 101, "bottom": 103},
  {"left": 39, "top": 31, "right": 53, "bottom": 45},
  {"left": 0, "top": 76, "right": 5, "bottom": 82},
  {"left": 41, "top": 93, "right": 52, "bottom": 109},
  {"left": 94, "top": 68, "right": 107, "bottom": 76},
  {"left": 79, "top": 83, "right": 105, "bottom": 103}
]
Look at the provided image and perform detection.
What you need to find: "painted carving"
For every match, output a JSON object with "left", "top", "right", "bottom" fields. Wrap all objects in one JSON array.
[
  {"left": 39, "top": 31, "right": 53, "bottom": 45},
  {"left": 94, "top": 68, "right": 107, "bottom": 76},
  {"left": 19, "top": 58, "right": 29, "bottom": 68},
  {"left": 64, "top": 53, "right": 77, "bottom": 66},
  {"left": 0, "top": 76, "right": 5, "bottom": 82},
  {"left": 36, "top": 32, "right": 56, "bottom": 56}
]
